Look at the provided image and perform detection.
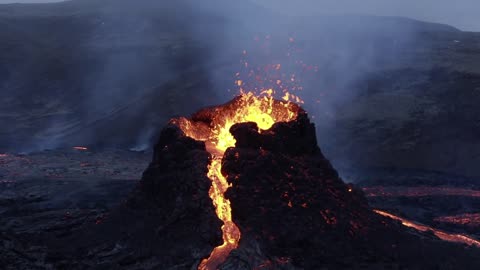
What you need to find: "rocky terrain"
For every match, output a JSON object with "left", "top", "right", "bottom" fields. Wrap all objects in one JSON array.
[
  {"left": 0, "top": 148, "right": 149, "bottom": 181},
  {"left": 326, "top": 66, "right": 480, "bottom": 178},
  {"left": 1, "top": 1, "right": 480, "bottom": 268},
  {"left": 3, "top": 147, "right": 480, "bottom": 269},
  {"left": 2, "top": 99, "right": 480, "bottom": 269}
]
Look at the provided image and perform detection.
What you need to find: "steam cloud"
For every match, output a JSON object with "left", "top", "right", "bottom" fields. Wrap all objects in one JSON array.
[{"left": 0, "top": 0, "right": 449, "bottom": 158}]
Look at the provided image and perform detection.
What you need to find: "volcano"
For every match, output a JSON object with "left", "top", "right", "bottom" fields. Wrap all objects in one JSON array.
[
  {"left": 116, "top": 93, "right": 480, "bottom": 269},
  {"left": 15, "top": 94, "right": 479, "bottom": 269}
]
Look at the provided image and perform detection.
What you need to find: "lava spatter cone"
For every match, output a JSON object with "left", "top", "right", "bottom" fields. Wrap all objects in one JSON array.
[
  {"left": 134, "top": 93, "right": 480, "bottom": 269},
  {"left": 140, "top": 92, "right": 374, "bottom": 268}
]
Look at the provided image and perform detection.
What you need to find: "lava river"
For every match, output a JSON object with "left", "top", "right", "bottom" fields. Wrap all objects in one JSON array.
[{"left": 374, "top": 210, "right": 480, "bottom": 247}]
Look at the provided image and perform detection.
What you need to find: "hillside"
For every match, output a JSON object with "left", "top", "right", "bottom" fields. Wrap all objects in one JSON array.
[{"left": 1, "top": 0, "right": 480, "bottom": 178}]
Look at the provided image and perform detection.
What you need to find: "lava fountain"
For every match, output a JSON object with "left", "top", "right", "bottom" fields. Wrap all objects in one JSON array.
[{"left": 172, "top": 90, "right": 301, "bottom": 269}]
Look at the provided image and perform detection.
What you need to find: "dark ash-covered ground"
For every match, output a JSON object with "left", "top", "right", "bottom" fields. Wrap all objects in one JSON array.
[{"left": 0, "top": 149, "right": 145, "bottom": 269}]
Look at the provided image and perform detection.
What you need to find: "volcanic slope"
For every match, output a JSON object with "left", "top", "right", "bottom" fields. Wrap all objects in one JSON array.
[{"left": 59, "top": 97, "right": 480, "bottom": 270}]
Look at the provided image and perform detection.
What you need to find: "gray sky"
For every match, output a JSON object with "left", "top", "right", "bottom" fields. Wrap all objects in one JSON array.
[
  {"left": 0, "top": 0, "right": 64, "bottom": 2},
  {"left": 254, "top": 0, "right": 480, "bottom": 31},
  {"left": 0, "top": 0, "right": 478, "bottom": 31}
]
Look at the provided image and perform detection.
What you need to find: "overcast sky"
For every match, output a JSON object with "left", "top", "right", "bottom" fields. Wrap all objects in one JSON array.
[
  {"left": 0, "top": 0, "right": 479, "bottom": 31},
  {"left": 0, "top": 0, "right": 63, "bottom": 2},
  {"left": 254, "top": 0, "right": 480, "bottom": 31}
]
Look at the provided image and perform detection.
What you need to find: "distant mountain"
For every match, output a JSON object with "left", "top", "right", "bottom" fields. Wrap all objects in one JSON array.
[{"left": 1, "top": 0, "right": 480, "bottom": 178}]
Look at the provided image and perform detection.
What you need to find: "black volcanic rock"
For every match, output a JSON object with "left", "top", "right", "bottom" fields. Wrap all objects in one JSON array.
[
  {"left": 2, "top": 100, "right": 480, "bottom": 269},
  {"left": 121, "top": 100, "right": 480, "bottom": 269},
  {"left": 185, "top": 101, "right": 479, "bottom": 269},
  {"left": 123, "top": 123, "right": 224, "bottom": 267},
  {"left": 229, "top": 113, "right": 319, "bottom": 156},
  {"left": 47, "top": 123, "right": 223, "bottom": 269},
  {"left": 223, "top": 114, "right": 377, "bottom": 268},
  {"left": 127, "top": 102, "right": 480, "bottom": 269}
]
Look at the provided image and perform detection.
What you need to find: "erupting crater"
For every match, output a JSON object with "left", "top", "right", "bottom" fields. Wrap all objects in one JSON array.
[
  {"left": 172, "top": 91, "right": 301, "bottom": 269},
  {"left": 140, "top": 91, "right": 380, "bottom": 269},
  {"left": 133, "top": 92, "right": 480, "bottom": 269}
]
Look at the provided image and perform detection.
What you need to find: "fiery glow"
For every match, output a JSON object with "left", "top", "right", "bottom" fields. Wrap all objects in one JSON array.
[
  {"left": 176, "top": 91, "right": 300, "bottom": 269},
  {"left": 197, "top": 157, "right": 241, "bottom": 270},
  {"left": 374, "top": 210, "right": 480, "bottom": 247},
  {"left": 178, "top": 91, "right": 299, "bottom": 154},
  {"left": 174, "top": 37, "right": 308, "bottom": 268}
]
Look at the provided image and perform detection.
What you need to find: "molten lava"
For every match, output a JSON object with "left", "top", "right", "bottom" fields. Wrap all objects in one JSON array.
[
  {"left": 374, "top": 210, "right": 480, "bottom": 247},
  {"left": 174, "top": 91, "right": 300, "bottom": 269}
]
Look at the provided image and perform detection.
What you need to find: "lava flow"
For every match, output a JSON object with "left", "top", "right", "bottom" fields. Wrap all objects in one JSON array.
[
  {"left": 175, "top": 90, "right": 300, "bottom": 269},
  {"left": 374, "top": 210, "right": 480, "bottom": 247}
]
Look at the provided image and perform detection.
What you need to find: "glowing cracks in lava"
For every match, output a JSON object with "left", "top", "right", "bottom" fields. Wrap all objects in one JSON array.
[{"left": 374, "top": 210, "right": 480, "bottom": 248}]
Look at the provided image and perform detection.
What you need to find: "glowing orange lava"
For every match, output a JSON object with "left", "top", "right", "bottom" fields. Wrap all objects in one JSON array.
[
  {"left": 175, "top": 91, "right": 300, "bottom": 269},
  {"left": 374, "top": 210, "right": 480, "bottom": 247}
]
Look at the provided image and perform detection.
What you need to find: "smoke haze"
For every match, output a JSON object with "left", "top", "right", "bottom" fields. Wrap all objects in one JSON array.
[
  {"left": 2, "top": 0, "right": 479, "bottom": 178},
  {"left": 1, "top": 0, "right": 479, "bottom": 30},
  {"left": 0, "top": 0, "right": 447, "bottom": 150}
]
